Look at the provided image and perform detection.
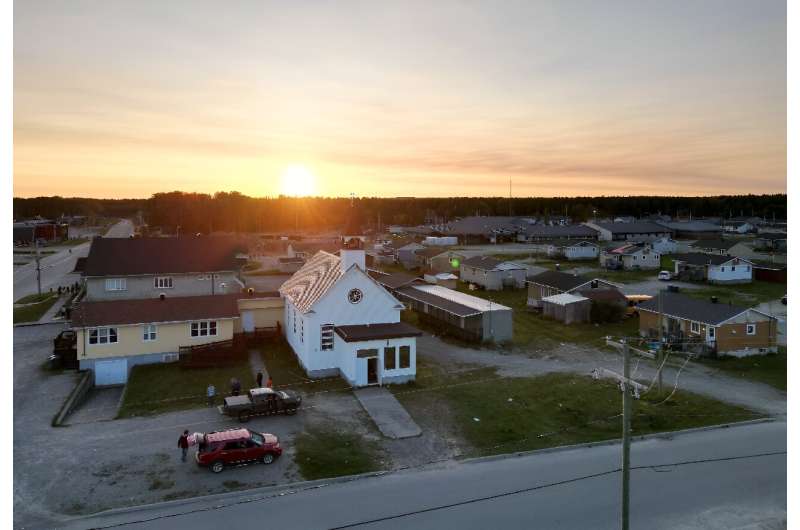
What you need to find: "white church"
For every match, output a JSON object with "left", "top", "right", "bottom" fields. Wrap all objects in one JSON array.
[{"left": 278, "top": 215, "right": 420, "bottom": 387}]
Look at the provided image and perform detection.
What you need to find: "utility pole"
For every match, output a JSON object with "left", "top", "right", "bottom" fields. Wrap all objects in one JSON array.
[
  {"left": 657, "top": 289, "right": 664, "bottom": 394},
  {"left": 34, "top": 239, "right": 42, "bottom": 296},
  {"left": 621, "top": 340, "right": 632, "bottom": 530}
]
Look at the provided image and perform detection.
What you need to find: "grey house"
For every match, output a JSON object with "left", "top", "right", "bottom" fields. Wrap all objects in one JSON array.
[
  {"left": 459, "top": 256, "right": 527, "bottom": 290},
  {"left": 82, "top": 237, "right": 245, "bottom": 301}
]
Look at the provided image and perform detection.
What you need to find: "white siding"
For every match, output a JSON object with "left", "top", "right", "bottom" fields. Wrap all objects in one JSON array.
[{"left": 708, "top": 262, "right": 753, "bottom": 283}]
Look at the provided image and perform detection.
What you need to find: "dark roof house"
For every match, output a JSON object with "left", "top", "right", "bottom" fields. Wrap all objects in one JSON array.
[{"left": 83, "top": 237, "right": 245, "bottom": 277}]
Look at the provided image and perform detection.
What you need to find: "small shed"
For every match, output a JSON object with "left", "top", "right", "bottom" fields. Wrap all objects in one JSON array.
[{"left": 541, "top": 293, "right": 591, "bottom": 324}]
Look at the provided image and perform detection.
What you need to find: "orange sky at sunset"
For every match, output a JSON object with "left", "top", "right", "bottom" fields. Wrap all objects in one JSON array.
[{"left": 13, "top": 1, "right": 786, "bottom": 199}]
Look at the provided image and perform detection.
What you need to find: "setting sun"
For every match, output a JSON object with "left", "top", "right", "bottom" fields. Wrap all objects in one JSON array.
[{"left": 280, "top": 165, "right": 317, "bottom": 197}]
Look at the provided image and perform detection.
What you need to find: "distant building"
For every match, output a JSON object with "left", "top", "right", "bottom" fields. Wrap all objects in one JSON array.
[
  {"left": 672, "top": 253, "right": 753, "bottom": 284},
  {"left": 459, "top": 256, "right": 527, "bottom": 290},
  {"left": 658, "top": 221, "right": 723, "bottom": 240},
  {"left": 600, "top": 243, "right": 661, "bottom": 270},
  {"left": 526, "top": 270, "right": 620, "bottom": 310},
  {"left": 583, "top": 221, "right": 672, "bottom": 242},
  {"left": 517, "top": 224, "right": 599, "bottom": 242}
]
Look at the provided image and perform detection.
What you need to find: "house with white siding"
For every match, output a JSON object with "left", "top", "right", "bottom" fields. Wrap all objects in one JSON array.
[
  {"left": 672, "top": 253, "right": 754, "bottom": 284},
  {"left": 279, "top": 229, "right": 420, "bottom": 387}
]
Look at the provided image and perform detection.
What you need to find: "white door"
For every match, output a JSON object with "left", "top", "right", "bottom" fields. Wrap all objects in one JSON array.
[
  {"left": 242, "top": 311, "right": 255, "bottom": 332},
  {"left": 95, "top": 358, "right": 128, "bottom": 386},
  {"left": 356, "top": 358, "right": 367, "bottom": 387}
]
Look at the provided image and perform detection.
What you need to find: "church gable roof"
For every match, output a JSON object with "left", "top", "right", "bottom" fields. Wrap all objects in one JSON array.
[{"left": 279, "top": 251, "right": 343, "bottom": 313}]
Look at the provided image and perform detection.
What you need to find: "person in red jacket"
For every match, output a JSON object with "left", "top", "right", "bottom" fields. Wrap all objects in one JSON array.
[{"left": 178, "top": 430, "right": 189, "bottom": 462}]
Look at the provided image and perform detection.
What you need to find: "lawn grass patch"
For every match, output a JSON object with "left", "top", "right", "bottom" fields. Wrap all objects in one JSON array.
[
  {"left": 294, "top": 428, "right": 383, "bottom": 480},
  {"left": 13, "top": 294, "right": 60, "bottom": 323},
  {"left": 591, "top": 268, "right": 659, "bottom": 284},
  {"left": 117, "top": 361, "right": 255, "bottom": 418},
  {"left": 680, "top": 281, "right": 785, "bottom": 307},
  {"left": 259, "top": 339, "right": 350, "bottom": 394},
  {"left": 454, "top": 284, "right": 639, "bottom": 348},
  {"left": 15, "top": 292, "right": 58, "bottom": 304},
  {"left": 697, "top": 349, "right": 786, "bottom": 391},
  {"left": 394, "top": 369, "right": 759, "bottom": 457}
]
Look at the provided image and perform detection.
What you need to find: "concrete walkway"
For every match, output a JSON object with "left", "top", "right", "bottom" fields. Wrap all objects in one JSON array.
[
  {"left": 39, "top": 294, "right": 69, "bottom": 323},
  {"left": 248, "top": 348, "right": 269, "bottom": 385},
  {"left": 354, "top": 386, "right": 422, "bottom": 439}
]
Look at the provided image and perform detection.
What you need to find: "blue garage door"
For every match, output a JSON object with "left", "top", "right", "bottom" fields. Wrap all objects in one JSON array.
[{"left": 95, "top": 359, "right": 128, "bottom": 386}]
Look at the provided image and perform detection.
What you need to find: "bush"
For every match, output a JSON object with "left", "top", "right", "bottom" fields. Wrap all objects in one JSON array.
[{"left": 590, "top": 300, "right": 624, "bottom": 323}]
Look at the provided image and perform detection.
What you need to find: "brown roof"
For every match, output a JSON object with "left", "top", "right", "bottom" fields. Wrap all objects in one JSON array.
[
  {"left": 334, "top": 322, "right": 422, "bottom": 342},
  {"left": 578, "top": 288, "right": 627, "bottom": 303},
  {"left": 83, "top": 237, "right": 245, "bottom": 277},
  {"left": 373, "top": 271, "right": 422, "bottom": 290},
  {"left": 71, "top": 292, "right": 278, "bottom": 328}
]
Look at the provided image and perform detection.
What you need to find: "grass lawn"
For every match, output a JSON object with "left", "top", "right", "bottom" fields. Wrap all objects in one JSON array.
[
  {"left": 259, "top": 339, "right": 350, "bottom": 394},
  {"left": 294, "top": 428, "right": 383, "bottom": 480},
  {"left": 697, "top": 349, "right": 786, "bottom": 391},
  {"left": 591, "top": 268, "right": 659, "bottom": 284},
  {"left": 16, "top": 292, "right": 58, "bottom": 304},
  {"left": 454, "top": 284, "right": 639, "bottom": 348},
  {"left": 117, "top": 360, "right": 256, "bottom": 418},
  {"left": 393, "top": 368, "right": 759, "bottom": 457},
  {"left": 680, "top": 281, "right": 786, "bottom": 307},
  {"left": 13, "top": 294, "right": 60, "bottom": 323}
]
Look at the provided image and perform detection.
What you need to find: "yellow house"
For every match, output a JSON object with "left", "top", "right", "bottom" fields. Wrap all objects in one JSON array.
[{"left": 71, "top": 292, "right": 284, "bottom": 385}]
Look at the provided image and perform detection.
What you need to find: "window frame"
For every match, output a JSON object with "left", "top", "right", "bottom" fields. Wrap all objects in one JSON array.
[
  {"left": 104, "top": 278, "right": 127, "bottom": 291},
  {"left": 154, "top": 276, "right": 173, "bottom": 289},
  {"left": 190, "top": 320, "right": 218, "bottom": 338},
  {"left": 746, "top": 323, "right": 756, "bottom": 336},
  {"left": 88, "top": 326, "right": 119, "bottom": 345},
  {"left": 320, "top": 324, "right": 335, "bottom": 351},
  {"left": 384, "top": 346, "right": 397, "bottom": 370},
  {"left": 690, "top": 321, "right": 701, "bottom": 334},
  {"left": 399, "top": 345, "right": 411, "bottom": 369},
  {"left": 143, "top": 324, "right": 157, "bottom": 342}
]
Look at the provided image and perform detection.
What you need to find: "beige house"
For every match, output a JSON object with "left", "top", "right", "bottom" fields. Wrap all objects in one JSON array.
[{"left": 72, "top": 292, "right": 283, "bottom": 385}]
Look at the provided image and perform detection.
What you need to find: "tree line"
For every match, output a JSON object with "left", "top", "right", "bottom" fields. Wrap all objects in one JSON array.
[{"left": 13, "top": 192, "right": 787, "bottom": 235}]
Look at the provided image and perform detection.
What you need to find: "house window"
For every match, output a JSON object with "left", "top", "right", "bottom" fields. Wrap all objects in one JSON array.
[
  {"left": 746, "top": 266, "right": 751, "bottom": 272},
  {"left": 384, "top": 347, "right": 396, "bottom": 370},
  {"left": 399, "top": 345, "right": 411, "bottom": 368},
  {"left": 154, "top": 276, "right": 173, "bottom": 289},
  {"left": 720, "top": 267, "right": 725, "bottom": 272},
  {"left": 708, "top": 327, "right": 715, "bottom": 340},
  {"left": 731, "top": 266, "right": 735, "bottom": 272},
  {"left": 320, "top": 324, "right": 334, "bottom": 351},
  {"left": 690, "top": 321, "right": 700, "bottom": 334},
  {"left": 105, "top": 278, "right": 126, "bottom": 291},
  {"left": 293, "top": 310, "right": 297, "bottom": 334},
  {"left": 143, "top": 324, "right": 157, "bottom": 341},
  {"left": 190, "top": 321, "right": 217, "bottom": 337},
  {"left": 88, "top": 327, "right": 118, "bottom": 345},
  {"left": 746, "top": 324, "right": 756, "bottom": 335}
]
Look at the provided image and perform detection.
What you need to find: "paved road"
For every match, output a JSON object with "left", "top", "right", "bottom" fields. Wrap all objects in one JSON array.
[
  {"left": 13, "top": 220, "right": 133, "bottom": 301},
  {"left": 65, "top": 420, "right": 786, "bottom": 530}
]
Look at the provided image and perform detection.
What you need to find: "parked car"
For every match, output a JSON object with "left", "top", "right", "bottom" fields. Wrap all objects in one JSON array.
[
  {"left": 195, "top": 428, "right": 282, "bottom": 473},
  {"left": 657, "top": 271, "right": 672, "bottom": 281},
  {"left": 219, "top": 387, "right": 302, "bottom": 422}
]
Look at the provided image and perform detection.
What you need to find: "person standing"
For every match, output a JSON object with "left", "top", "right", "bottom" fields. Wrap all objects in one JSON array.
[
  {"left": 178, "top": 430, "right": 189, "bottom": 462},
  {"left": 266, "top": 376, "right": 273, "bottom": 389},
  {"left": 207, "top": 384, "right": 216, "bottom": 407},
  {"left": 256, "top": 371, "right": 263, "bottom": 388},
  {"left": 231, "top": 377, "right": 241, "bottom": 396}
]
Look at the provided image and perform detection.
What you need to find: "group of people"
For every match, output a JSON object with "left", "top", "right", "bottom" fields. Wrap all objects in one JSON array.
[
  {"left": 182, "top": 372, "right": 277, "bottom": 462},
  {"left": 203, "top": 372, "right": 275, "bottom": 407}
]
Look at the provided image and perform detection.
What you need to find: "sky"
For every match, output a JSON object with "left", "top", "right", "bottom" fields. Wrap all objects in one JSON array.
[{"left": 13, "top": 0, "right": 787, "bottom": 199}]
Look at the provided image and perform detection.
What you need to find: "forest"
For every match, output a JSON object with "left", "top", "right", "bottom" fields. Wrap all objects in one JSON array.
[{"left": 13, "top": 192, "right": 787, "bottom": 235}]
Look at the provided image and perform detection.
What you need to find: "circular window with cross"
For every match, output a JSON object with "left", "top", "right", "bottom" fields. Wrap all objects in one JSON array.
[{"left": 347, "top": 288, "right": 363, "bottom": 304}]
